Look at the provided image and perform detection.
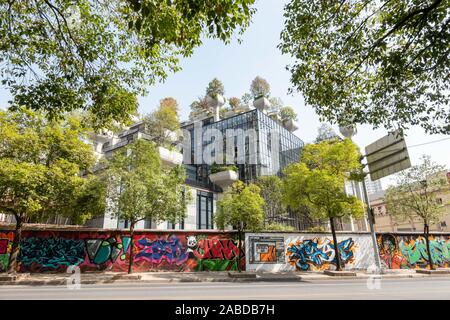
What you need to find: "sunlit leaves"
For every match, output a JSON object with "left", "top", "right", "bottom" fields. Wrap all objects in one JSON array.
[{"left": 280, "top": 0, "right": 450, "bottom": 134}]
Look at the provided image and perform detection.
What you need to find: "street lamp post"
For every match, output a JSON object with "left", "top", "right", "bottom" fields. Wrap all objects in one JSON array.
[{"left": 339, "top": 125, "right": 383, "bottom": 274}]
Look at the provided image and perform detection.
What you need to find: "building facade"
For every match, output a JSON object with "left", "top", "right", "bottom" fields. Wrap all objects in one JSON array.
[
  {"left": 86, "top": 108, "right": 304, "bottom": 231},
  {"left": 370, "top": 172, "right": 450, "bottom": 232}
]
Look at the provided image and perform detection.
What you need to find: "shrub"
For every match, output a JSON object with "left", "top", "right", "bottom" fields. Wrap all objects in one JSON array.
[
  {"left": 210, "top": 163, "right": 238, "bottom": 174},
  {"left": 250, "top": 76, "right": 270, "bottom": 99}
]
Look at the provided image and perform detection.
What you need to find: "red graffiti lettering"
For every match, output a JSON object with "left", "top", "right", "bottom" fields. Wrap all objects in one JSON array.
[
  {"left": 193, "top": 238, "right": 239, "bottom": 260},
  {"left": 0, "top": 239, "right": 8, "bottom": 254}
]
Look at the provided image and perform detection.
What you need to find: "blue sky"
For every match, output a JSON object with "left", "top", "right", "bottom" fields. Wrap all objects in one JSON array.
[{"left": 1, "top": 0, "right": 448, "bottom": 186}]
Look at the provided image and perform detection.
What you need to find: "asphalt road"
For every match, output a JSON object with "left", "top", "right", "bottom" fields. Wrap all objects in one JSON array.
[{"left": 1, "top": 278, "right": 450, "bottom": 300}]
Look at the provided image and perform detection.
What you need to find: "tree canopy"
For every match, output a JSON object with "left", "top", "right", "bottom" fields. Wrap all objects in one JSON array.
[
  {"left": 215, "top": 181, "right": 265, "bottom": 232},
  {"left": 0, "top": 0, "right": 257, "bottom": 129},
  {"left": 385, "top": 155, "right": 448, "bottom": 269},
  {"left": 255, "top": 175, "right": 287, "bottom": 225},
  {"left": 385, "top": 155, "right": 448, "bottom": 226},
  {"left": 106, "top": 139, "right": 189, "bottom": 228},
  {"left": 105, "top": 139, "right": 190, "bottom": 273},
  {"left": 143, "top": 97, "right": 181, "bottom": 148},
  {"left": 280, "top": 0, "right": 450, "bottom": 134},
  {"left": 283, "top": 139, "right": 365, "bottom": 270},
  {"left": 0, "top": 107, "right": 105, "bottom": 272},
  {"left": 0, "top": 107, "right": 104, "bottom": 223}
]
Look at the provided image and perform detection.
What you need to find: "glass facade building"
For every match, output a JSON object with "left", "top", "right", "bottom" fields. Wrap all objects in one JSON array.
[{"left": 181, "top": 109, "right": 304, "bottom": 188}]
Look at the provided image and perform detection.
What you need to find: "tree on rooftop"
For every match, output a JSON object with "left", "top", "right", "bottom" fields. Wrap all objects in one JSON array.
[
  {"left": 206, "top": 78, "right": 225, "bottom": 97},
  {"left": 159, "top": 97, "right": 179, "bottom": 114},
  {"left": 250, "top": 76, "right": 271, "bottom": 99},
  {"left": 0, "top": 0, "right": 257, "bottom": 129},
  {"left": 143, "top": 97, "right": 180, "bottom": 148},
  {"left": 279, "top": 0, "right": 450, "bottom": 134},
  {"left": 189, "top": 96, "right": 211, "bottom": 120},
  {"left": 279, "top": 106, "right": 297, "bottom": 122},
  {"left": 228, "top": 97, "right": 241, "bottom": 110}
]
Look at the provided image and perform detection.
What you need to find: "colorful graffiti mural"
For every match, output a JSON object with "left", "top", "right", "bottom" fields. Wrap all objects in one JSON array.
[
  {"left": 0, "top": 229, "right": 243, "bottom": 273},
  {"left": 134, "top": 234, "right": 241, "bottom": 271},
  {"left": 0, "top": 232, "right": 14, "bottom": 272},
  {"left": 378, "top": 234, "right": 450, "bottom": 269},
  {"left": 19, "top": 237, "right": 85, "bottom": 272},
  {"left": 286, "top": 237, "right": 356, "bottom": 271}
]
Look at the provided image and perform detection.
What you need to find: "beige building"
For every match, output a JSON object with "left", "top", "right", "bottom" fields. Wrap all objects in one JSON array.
[{"left": 370, "top": 172, "right": 450, "bottom": 232}]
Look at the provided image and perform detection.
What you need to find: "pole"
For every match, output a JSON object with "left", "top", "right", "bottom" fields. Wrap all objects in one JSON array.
[{"left": 361, "top": 175, "right": 383, "bottom": 274}]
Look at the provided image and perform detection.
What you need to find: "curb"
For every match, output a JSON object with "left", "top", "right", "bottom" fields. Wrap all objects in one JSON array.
[{"left": 1, "top": 273, "right": 449, "bottom": 286}]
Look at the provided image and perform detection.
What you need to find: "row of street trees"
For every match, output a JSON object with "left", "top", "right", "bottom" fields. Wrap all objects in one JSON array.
[
  {"left": 215, "top": 130, "right": 366, "bottom": 271},
  {"left": 0, "top": 102, "right": 190, "bottom": 274}
]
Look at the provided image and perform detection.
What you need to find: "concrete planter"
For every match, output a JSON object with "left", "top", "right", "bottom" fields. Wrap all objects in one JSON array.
[
  {"left": 339, "top": 124, "right": 357, "bottom": 138},
  {"left": 158, "top": 146, "right": 183, "bottom": 167},
  {"left": 283, "top": 119, "right": 299, "bottom": 132},
  {"left": 164, "top": 129, "right": 182, "bottom": 143},
  {"left": 235, "top": 103, "right": 254, "bottom": 114},
  {"left": 268, "top": 111, "right": 281, "bottom": 122},
  {"left": 206, "top": 94, "right": 225, "bottom": 121},
  {"left": 206, "top": 94, "right": 225, "bottom": 108},
  {"left": 253, "top": 96, "right": 271, "bottom": 112},
  {"left": 224, "top": 110, "right": 236, "bottom": 118},
  {"left": 209, "top": 170, "right": 238, "bottom": 191}
]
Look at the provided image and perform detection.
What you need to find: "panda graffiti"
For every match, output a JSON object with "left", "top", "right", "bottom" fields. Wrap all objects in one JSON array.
[{"left": 186, "top": 236, "right": 198, "bottom": 254}]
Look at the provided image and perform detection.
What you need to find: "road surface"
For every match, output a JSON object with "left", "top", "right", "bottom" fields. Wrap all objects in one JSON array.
[{"left": 1, "top": 278, "right": 449, "bottom": 300}]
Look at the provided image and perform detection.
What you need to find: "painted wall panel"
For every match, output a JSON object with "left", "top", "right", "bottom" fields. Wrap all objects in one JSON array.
[
  {"left": 377, "top": 233, "right": 450, "bottom": 269},
  {"left": 246, "top": 232, "right": 376, "bottom": 272},
  {"left": 0, "top": 229, "right": 243, "bottom": 273}
]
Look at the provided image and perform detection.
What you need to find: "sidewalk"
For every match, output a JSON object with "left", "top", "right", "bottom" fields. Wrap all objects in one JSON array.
[{"left": 1, "top": 269, "right": 449, "bottom": 286}]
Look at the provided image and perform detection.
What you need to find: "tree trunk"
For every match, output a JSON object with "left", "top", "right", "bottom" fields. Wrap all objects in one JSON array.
[
  {"left": 7, "top": 214, "right": 23, "bottom": 274},
  {"left": 424, "top": 223, "right": 434, "bottom": 270},
  {"left": 330, "top": 217, "right": 343, "bottom": 271},
  {"left": 128, "top": 222, "right": 135, "bottom": 274},
  {"left": 237, "top": 228, "right": 242, "bottom": 273}
]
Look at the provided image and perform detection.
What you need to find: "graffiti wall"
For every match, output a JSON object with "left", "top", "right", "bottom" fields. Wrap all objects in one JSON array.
[
  {"left": 5, "top": 228, "right": 447, "bottom": 273},
  {"left": 0, "top": 231, "right": 14, "bottom": 272},
  {"left": 246, "top": 232, "right": 376, "bottom": 272},
  {"left": 0, "top": 228, "right": 243, "bottom": 273},
  {"left": 378, "top": 233, "right": 450, "bottom": 269}
]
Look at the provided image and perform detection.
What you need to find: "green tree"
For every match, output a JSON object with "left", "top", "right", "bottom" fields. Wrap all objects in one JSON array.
[
  {"left": 106, "top": 139, "right": 189, "bottom": 274},
  {"left": 250, "top": 76, "right": 271, "bottom": 99},
  {"left": 241, "top": 93, "right": 253, "bottom": 105},
  {"left": 159, "top": 97, "right": 179, "bottom": 114},
  {"left": 228, "top": 97, "right": 241, "bottom": 110},
  {"left": 255, "top": 176, "right": 287, "bottom": 225},
  {"left": 143, "top": 98, "right": 180, "bottom": 148},
  {"left": 268, "top": 97, "right": 284, "bottom": 112},
  {"left": 0, "top": 107, "right": 105, "bottom": 273},
  {"left": 189, "top": 96, "right": 211, "bottom": 120},
  {"left": 385, "top": 155, "right": 448, "bottom": 270},
  {"left": 0, "top": 0, "right": 256, "bottom": 128},
  {"left": 215, "top": 181, "right": 265, "bottom": 272},
  {"left": 279, "top": 0, "right": 449, "bottom": 134},
  {"left": 279, "top": 106, "right": 297, "bottom": 122},
  {"left": 206, "top": 78, "right": 225, "bottom": 97},
  {"left": 283, "top": 139, "right": 364, "bottom": 271}
]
